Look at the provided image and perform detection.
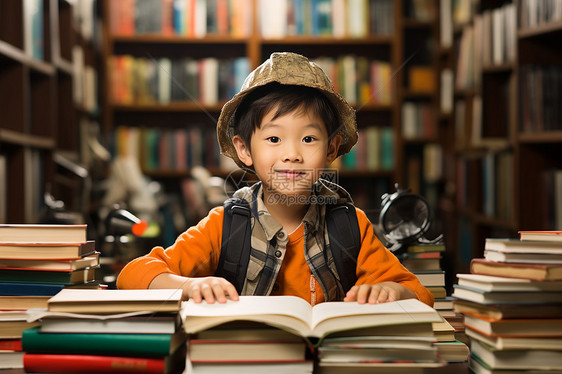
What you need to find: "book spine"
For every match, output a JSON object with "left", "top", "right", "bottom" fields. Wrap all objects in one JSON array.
[
  {"left": 22, "top": 327, "right": 174, "bottom": 357},
  {"left": 23, "top": 353, "right": 165, "bottom": 373}
]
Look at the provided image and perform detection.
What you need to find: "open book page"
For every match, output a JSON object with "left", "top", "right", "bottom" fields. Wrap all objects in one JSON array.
[
  {"left": 181, "top": 296, "right": 312, "bottom": 336},
  {"left": 310, "top": 298, "right": 442, "bottom": 337},
  {"left": 181, "top": 296, "right": 442, "bottom": 341}
]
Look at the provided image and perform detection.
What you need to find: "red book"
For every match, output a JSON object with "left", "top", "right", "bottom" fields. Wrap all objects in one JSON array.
[
  {"left": 0, "top": 339, "right": 22, "bottom": 351},
  {"left": 24, "top": 354, "right": 167, "bottom": 373},
  {"left": 470, "top": 258, "right": 562, "bottom": 281}
]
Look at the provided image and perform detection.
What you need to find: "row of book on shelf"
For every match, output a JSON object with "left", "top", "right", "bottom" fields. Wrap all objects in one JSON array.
[
  {"left": 112, "top": 126, "right": 225, "bottom": 173},
  {"left": 259, "top": 0, "right": 394, "bottom": 38},
  {"left": 108, "top": 0, "right": 394, "bottom": 39},
  {"left": 113, "top": 124, "right": 396, "bottom": 174},
  {"left": 108, "top": 0, "right": 251, "bottom": 38},
  {"left": 1, "top": 223, "right": 470, "bottom": 372},
  {"left": 19, "top": 0, "right": 97, "bottom": 61},
  {"left": 108, "top": 56, "right": 250, "bottom": 106},
  {"left": 108, "top": 54, "right": 393, "bottom": 108},
  {"left": 451, "top": 230, "right": 562, "bottom": 373}
]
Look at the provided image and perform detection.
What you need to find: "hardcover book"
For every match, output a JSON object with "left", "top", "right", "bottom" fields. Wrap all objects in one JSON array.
[
  {"left": 0, "top": 241, "right": 95, "bottom": 259},
  {"left": 0, "top": 224, "right": 87, "bottom": 244},
  {"left": 47, "top": 289, "right": 183, "bottom": 314},
  {"left": 519, "top": 230, "right": 562, "bottom": 242},
  {"left": 180, "top": 296, "right": 442, "bottom": 347},
  {"left": 22, "top": 327, "right": 186, "bottom": 357},
  {"left": 470, "top": 258, "right": 562, "bottom": 281}
]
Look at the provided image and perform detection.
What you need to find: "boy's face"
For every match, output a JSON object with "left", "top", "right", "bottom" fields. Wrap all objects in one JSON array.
[{"left": 233, "top": 106, "right": 341, "bottom": 204}]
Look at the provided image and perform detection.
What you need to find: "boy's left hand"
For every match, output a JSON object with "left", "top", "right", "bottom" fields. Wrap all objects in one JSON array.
[{"left": 343, "top": 282, "right": 416, "bottom": 304}]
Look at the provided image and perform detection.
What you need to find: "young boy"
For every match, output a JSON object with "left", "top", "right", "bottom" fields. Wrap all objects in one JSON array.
[{"left": 117, "top": 52, "right": 433, "bottom": 307}]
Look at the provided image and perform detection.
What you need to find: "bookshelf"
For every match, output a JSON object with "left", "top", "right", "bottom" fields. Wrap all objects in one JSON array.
[
  {"left": 101, "top": 0, "right": 418, "bottom": 228},
  {"left": 439, "top": 0, "right": 562, "bottom": 278},
  {"left": 0, "top": 0, "right": 99, "bottom": 225}
]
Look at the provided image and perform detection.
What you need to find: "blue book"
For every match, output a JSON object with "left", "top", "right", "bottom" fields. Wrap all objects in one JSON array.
[{"left": 0, "top": 282, "right": 66, "bottom": 296}]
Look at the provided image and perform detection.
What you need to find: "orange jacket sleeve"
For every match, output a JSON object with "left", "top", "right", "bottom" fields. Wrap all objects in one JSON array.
[
  {"left": 116, "top": 206, "right": 224, "bottom": 290},
  {"left": 354, "top": 207, "right": 435, "bottom": 307}
]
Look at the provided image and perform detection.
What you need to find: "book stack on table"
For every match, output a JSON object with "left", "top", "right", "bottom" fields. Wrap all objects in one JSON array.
[
  {"left": 399, "top": 243, "right": 469, "bottom": 361},
  {"left": 0, "top": 224, "right": 102, "bottom": 370},
  {"left": 180, "top": 295, "right": 445, "bottom": 374},
  {"left": 21, "top": 289, "right": 186, "bottom": 374},
  {"left": 452, "top": 231, "right": 562, "bottom": 373}
]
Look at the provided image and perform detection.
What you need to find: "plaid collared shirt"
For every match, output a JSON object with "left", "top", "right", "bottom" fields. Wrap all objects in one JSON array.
[{"left": 232, "top": 179, "right": 354, "bottom": 301}]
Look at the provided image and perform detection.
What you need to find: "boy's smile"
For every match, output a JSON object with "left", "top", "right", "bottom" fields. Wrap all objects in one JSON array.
[{"left": 233, "top": 106, "right": 341, "bottom": 207}]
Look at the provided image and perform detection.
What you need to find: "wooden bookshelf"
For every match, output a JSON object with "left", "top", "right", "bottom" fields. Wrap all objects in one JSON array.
[
  {"left": 0, "top": 0, "right": 100, "bottom": 224},
  {"left": 439, "top": 0, "right": 562, "bottom": 277},
  {"left": 101, "top": 0, "right": 408, "bottom": 231}
]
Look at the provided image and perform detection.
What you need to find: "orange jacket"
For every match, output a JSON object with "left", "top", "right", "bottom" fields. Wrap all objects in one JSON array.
[{"left": 117, "top": 206, "right": 434, "bottom": 306}]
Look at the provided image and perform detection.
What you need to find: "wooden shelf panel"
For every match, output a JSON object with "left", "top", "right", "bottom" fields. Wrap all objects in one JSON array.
[
  {"left": 519, "top": 20, "right": 562, "bottom": 39},
  {"left": 0, "top": 128, "right": 55, "bottom": 149}
]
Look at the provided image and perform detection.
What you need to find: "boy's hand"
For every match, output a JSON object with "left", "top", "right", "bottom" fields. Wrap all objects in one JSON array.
[
  {"left": 149, "top": 273, "right": 239, "bottom": 304},
  {"left": 343, "top": 282, "right": 416, "bottom": 304},
  {"left": 184, "top": 276, "right": 239, "bottom": 304}
]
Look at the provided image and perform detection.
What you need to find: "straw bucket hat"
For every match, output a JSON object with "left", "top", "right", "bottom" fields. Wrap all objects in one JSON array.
[{"left": 216, "top": 52, "right": 358, "bottom": 169}]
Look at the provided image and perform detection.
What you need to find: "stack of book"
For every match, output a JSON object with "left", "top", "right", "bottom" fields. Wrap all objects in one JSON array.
[
  {"left": 400, "top": 243, "right": 448, "bottom": 307},
  {"left": 180, "top": 295, "right": 444, "bottom": 374},
  {"left": 452, "top": 232, "right": 562, "bottom": 373},
  {"left": 22, "top": 288, "right": 186, "bottom": 374},
  {"left": 0, "top": 224, "right": 100, "bottom": 370},
  {"left": 399, "top": 242, "right": 469, "bottom": 362}
]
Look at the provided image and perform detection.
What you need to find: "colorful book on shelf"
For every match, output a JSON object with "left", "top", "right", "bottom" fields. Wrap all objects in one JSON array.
[
  {"left": 0, "top": 240, "right": 95, "bottom": 260},
  {"left": 452, "top": 299, "right": 562, "bottom": 321},
  {"left": 0, "top": 224, "right": 87, "bottom": 244},
  {"left": 23, "top": 352, "right": 185, "bottom": 374},
  {"left": 0, "top": 267, "right": 97, "bottom": 285},
  {"left": 470, "top": 258, "right": 562, "bottom": 281},
  {"left": 0, "top": 253, "right": 99, "bottom": 270},
  {"left": 47, "top": 289, "right": 183, "bottom": 314},
  {"left": 519, "top": 230, "right": 562, "bottom": 242},
  {"left": 22, "top": 326, "right": 186, "bottom": 357},
  {"left": 180, "top": 296, "right": 442, "bottom": 347}
]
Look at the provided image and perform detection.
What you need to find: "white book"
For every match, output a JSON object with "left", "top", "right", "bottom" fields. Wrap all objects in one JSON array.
[
  {"left": 201, "top": 58, "right": 219, "bottom": 106},
  {"left": 158, "top": 57, "right": 172, "bottom": 104},
  {"left": 456, "top": 273, "right": 562, "bottom": 292},
  {"left": 471, "top": 338, "right": 562, "bottom": 370},
  {"left": 440, "top": 0, "right": 452, "bottom": 47},
  {"left": 180, "top": 296, "right": 442, "bottom": 347},
  {"left": 259, "top": 0, "right": 288, "bottom": 38}
]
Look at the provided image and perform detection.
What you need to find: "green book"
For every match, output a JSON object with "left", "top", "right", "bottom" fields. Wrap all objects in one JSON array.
[{"left": 22, "top": 327, "right": 186, "bottom": 357}]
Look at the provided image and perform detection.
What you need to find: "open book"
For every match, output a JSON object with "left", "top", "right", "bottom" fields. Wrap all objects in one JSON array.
[{"left": 180, "top": 296, "right": 441, "bottom": 345}]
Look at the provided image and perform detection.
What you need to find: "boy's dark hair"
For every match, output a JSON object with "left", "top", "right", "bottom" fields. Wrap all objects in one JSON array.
[{"left": 233, "top": 83, "right": 341, "bottom": 148}]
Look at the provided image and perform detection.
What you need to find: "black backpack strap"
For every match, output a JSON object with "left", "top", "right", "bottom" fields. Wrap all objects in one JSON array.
[
  {"left": 217, "top": 198, "right": 252, "bottom": 294},
  {"left": 326, "top": 202, "right": 361, "bottom": 293}
]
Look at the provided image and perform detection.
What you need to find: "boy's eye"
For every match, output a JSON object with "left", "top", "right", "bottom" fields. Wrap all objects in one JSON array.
[
  {"left": 267, "top": 136, "right": 280, "bottom": 143},
  {"left": 303, "top": 136, "right": 315, "bottom": 143}
]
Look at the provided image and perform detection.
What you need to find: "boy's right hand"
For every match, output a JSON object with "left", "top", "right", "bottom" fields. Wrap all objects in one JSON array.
[
  {"left": 149, "top": 273, "right": 239, "bottom": 304},
  {"left": 184, "top": 276, "right": 239, "bottom": 304}
]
